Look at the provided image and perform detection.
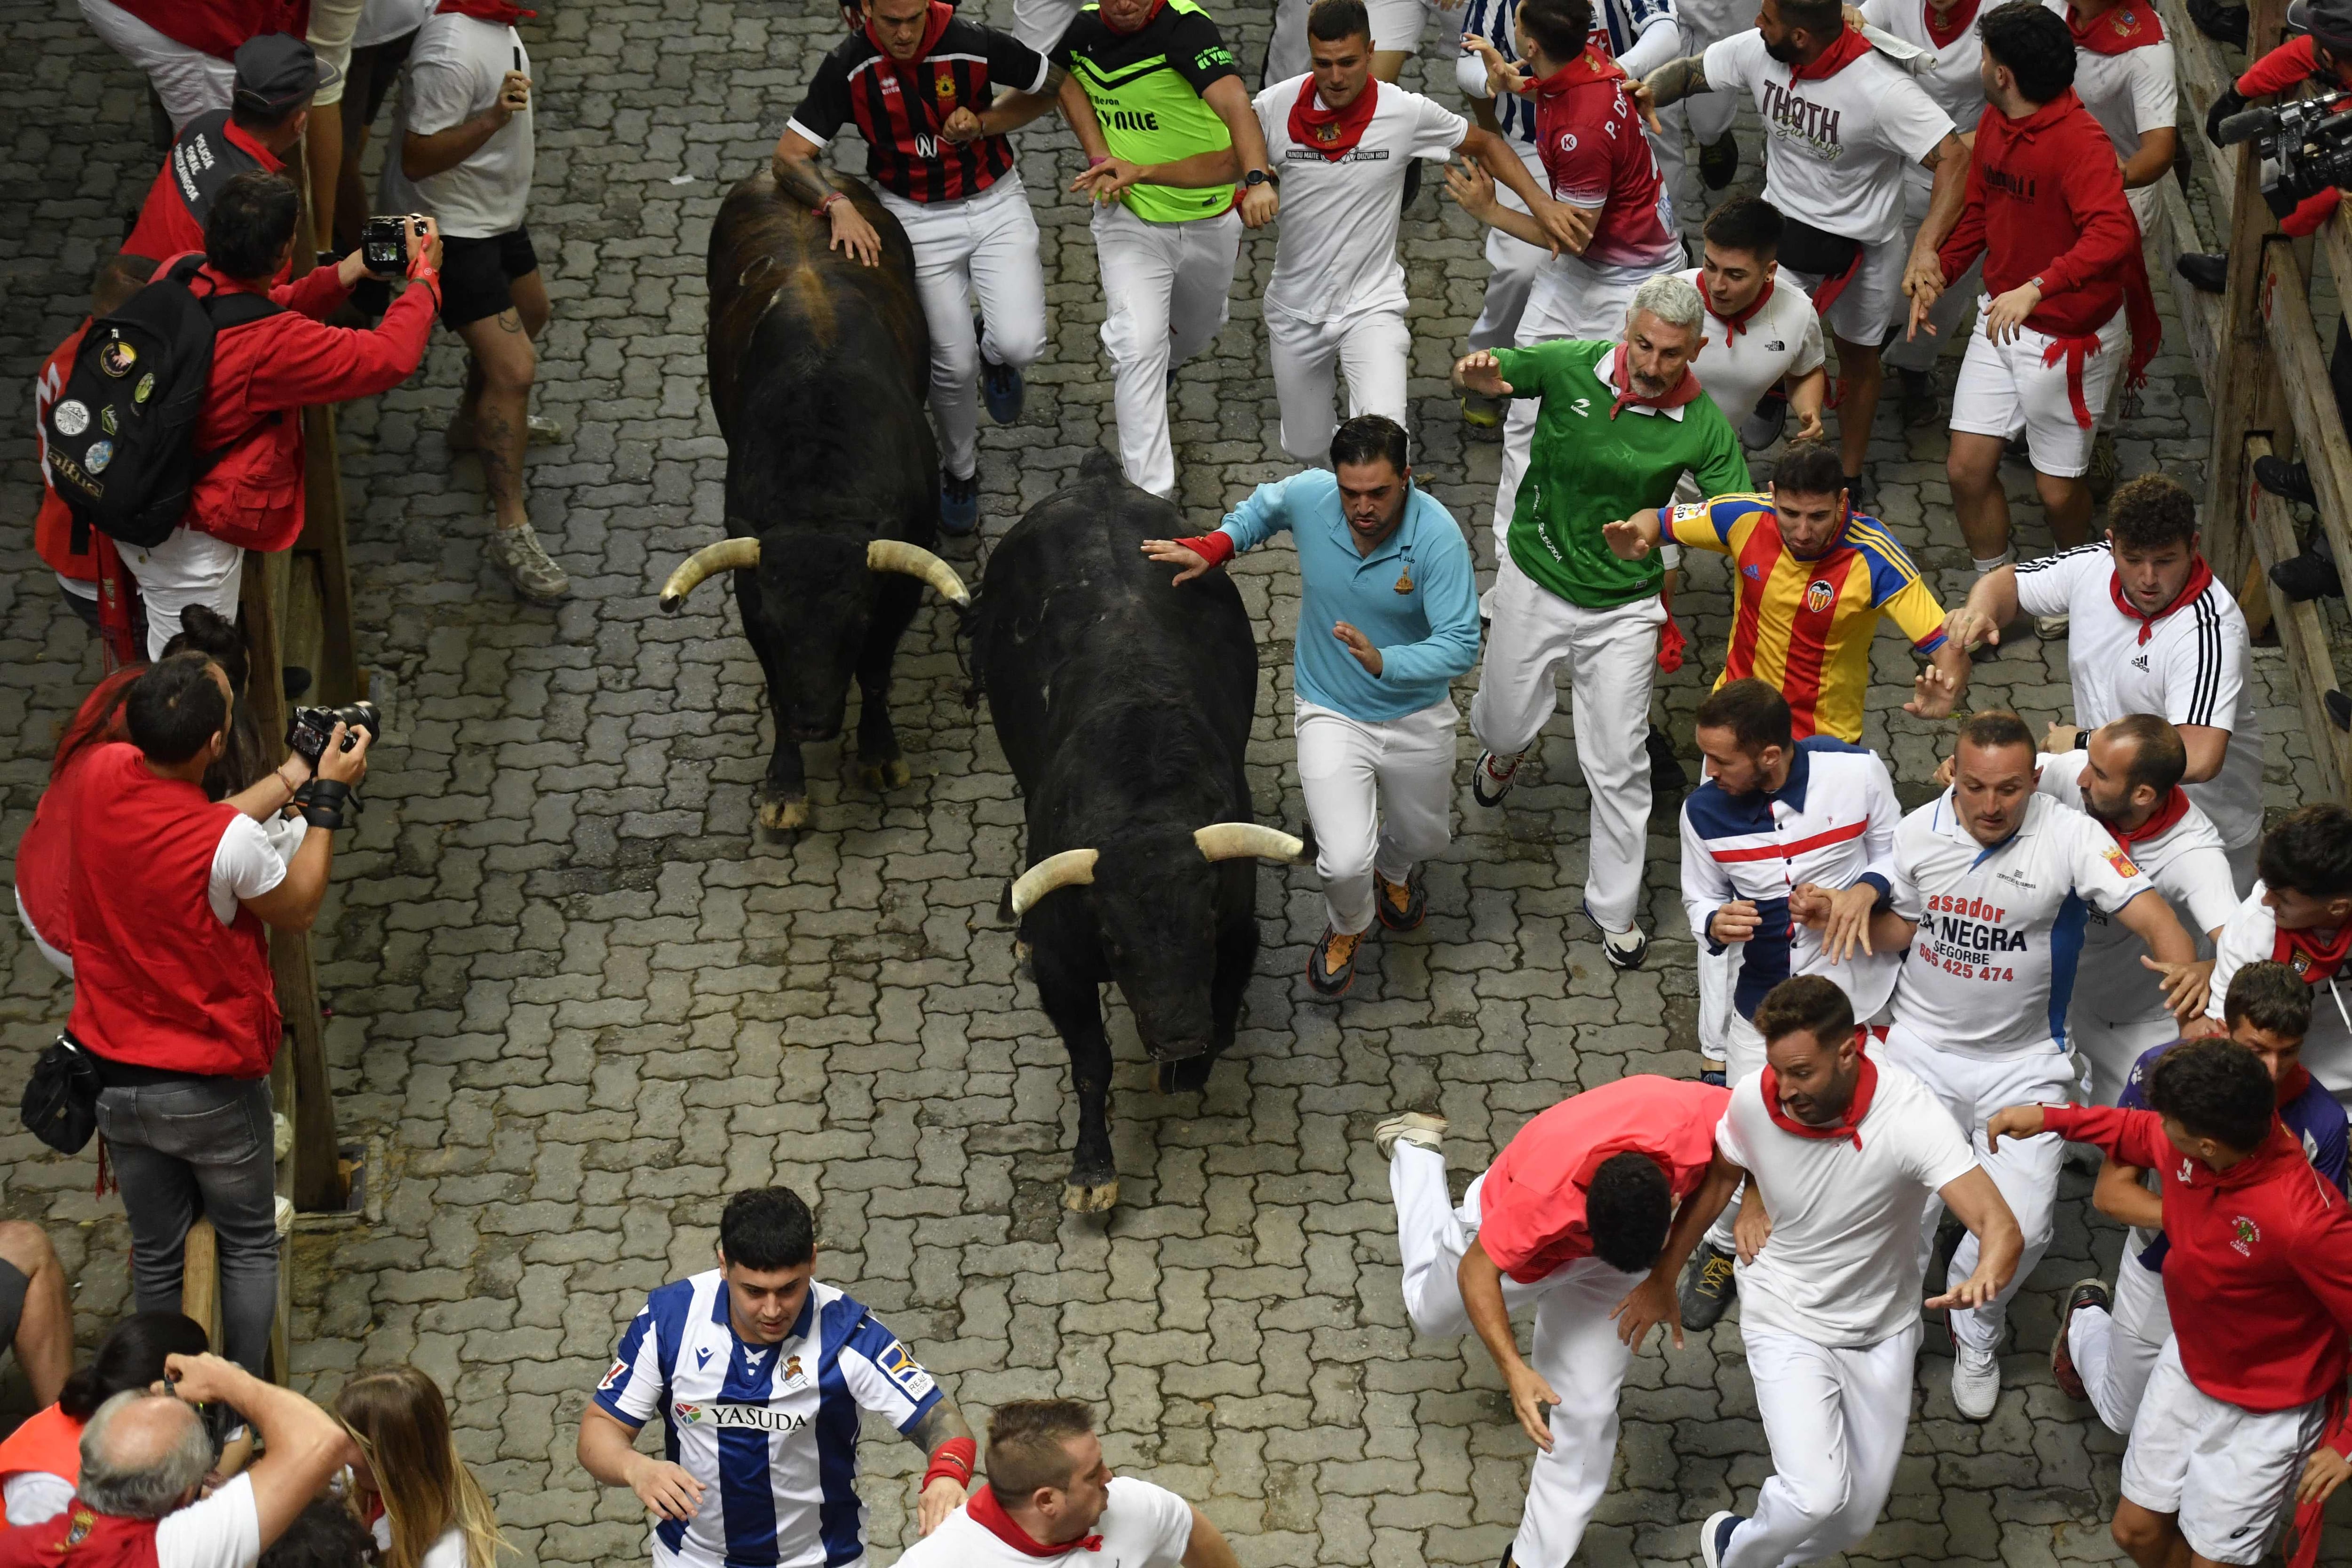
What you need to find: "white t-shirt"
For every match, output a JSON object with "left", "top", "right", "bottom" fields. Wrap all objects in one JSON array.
[
  {"left": 1673, "top": 265, "right": 1825, "bottom": 424},
  {"left": 381, "top": 12, "right": 533, "bottom": 237},
  {"left": 896, "top": 1478, "right": 1194, "bottom": 1568},
  {"left": 2042, "top": 0, "right": 2176, "bottom": 158},
  {"left": 208, "top": 814, "right": 296, "bottom": 926},
  {"left": 2032, "top": 755, "right": 2240, "bottom": 1025},
  {"left": 143, "top": 1472, "right": 263, "bottom": 1568},
  {"left": 1716, "top": 1052, "right": 1979, "bottom": 1345},
  {"left": 353, "top": 0, "right": 435, "bottom": 48},
  {"left": 2013, "top": 544, "right": 2265, "bottom": 849},
  {"left": 373, "top": 1514, "right": 474, "bottom": 1568},
  {"left": 1860, "top": 0, "right": 1988, "bottom": 127},
  {"left": 1887, "top": 789, "right": 2156, "bottom": 1054},
  {"left": 3, "top": 1470, "right": 73, "bottom": 1528},
  {"left": 1702, "top": 29, "right": 1955, "bottom": 245},
  {"left": 1254, "top": 75, "right": 1467, "bottom": 322}
]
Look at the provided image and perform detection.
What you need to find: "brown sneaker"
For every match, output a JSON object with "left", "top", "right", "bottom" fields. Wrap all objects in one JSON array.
[
  {"left": 1307, "top": 926, "right": 1361, "bottom": 997},
  {"left": 1375, "top": 873, "right": 1425, "bottom": 931},
  {"left": 447, "top": 412, "right": 567, "bottom": 450},
  {"left": 486, "top": 524, "right": 570, "bottom": 603}
]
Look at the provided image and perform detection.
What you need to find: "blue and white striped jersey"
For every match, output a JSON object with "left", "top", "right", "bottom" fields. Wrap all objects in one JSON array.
[
  {"left": 595, "top": 1272, "right": 943, "bottom": 1568},
  {"left": 1455, "top": 0, "right": 1677, "bottom": 146}
]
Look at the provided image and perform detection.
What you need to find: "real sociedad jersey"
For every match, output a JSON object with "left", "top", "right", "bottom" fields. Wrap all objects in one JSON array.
[
  {"left": 595, "top": 1272, "right": 943, "bottom": 1568},
  {"left": 1886, "top": 790, "right": 2153, "bottom": 1056}
]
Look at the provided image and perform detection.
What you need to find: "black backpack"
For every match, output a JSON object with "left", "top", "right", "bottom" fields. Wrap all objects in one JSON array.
[{"left": 42, "top": 253, "right": 279, "bottom": 549}]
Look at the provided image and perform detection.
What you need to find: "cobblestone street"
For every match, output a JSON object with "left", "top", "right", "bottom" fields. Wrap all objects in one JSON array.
[{"left": 3, "top": 0, "right": 2348, "bottom": 1563}]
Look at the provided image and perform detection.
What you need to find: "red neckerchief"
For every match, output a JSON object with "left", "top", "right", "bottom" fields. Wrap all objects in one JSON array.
[
  {"left": 1923, "top": 0, "right": 1982, "bottom": 48},
  {"left": 2273, "top": 922, "right": 2352, "bottom": 986},
  {"left": 1788, "top": 25, "right": 1872, "bottom": 81},
  {"left": 1518, "top": 44, "right": 1623, "bottom": 101},
  {"left": 2278, "top": 1061, "right": 2316, "bottom": 1106},
  {"left": 437, "top": 0, "right": 536, "bottom": 21},
  {"left": 1698, "top": 272, "right": 1773, "bottom": 339},
  {"left": 2106, "top": 556, "right": 2213, "bottom": 645},
  {"left": 1606, "top": 343, "right": 1702, "bottom": 420},
  {"left": 1102, "top": 0, "right": 1169, "bottom": 32},
  {"left": 965, "top": 1486, "right": 1103, "bottom": 1555},
  {"left": 2103, "top": 786, "right": 2191, "bottom": 848},
  {"left": 1759, "top": 1039, "right": 1878, "bottom": 1150},
  {"left": 1288, "top": 75, "right": 1380, "bottom": 160},
  {"left": 2066, "top": 0, "right": 2164, "bottom": 54}
]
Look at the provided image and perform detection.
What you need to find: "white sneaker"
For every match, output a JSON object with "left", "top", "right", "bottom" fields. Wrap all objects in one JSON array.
[
  {"left": 1952, "top": 1340, "right": 2000, "bottom": 1420},
  {"left": 1373, "top": 1111, "right": 1446, "bottom": 1160}
]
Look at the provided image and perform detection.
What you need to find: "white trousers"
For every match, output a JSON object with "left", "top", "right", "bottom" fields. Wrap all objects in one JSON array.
[
  {"left": 1883, "top": 1024, "right": 2073, "bottom": 1354},
  {"left": 1494, "top": 260, "right": 1658, "bottom": 551},
  {"left": 1011, "top": 0, "right": 1085, "bottom": 50},
  {"left": 1701, "top": 1008, "right": 1769, "bottom": 1252},
  {"left": 1391, "top": 1145, "right": 1641, "bottom": 1568},
  {"left": 1092, "top": 202, "right": 1240, "bottom": 499},
  {"left": 1268, "top": 305, "right": 1412, "bottom": 465},
  {"left": 2069, "top": 1008, "right": 2180, "bottom": 1109},
  {"left": 2071, "top": 1245, "right": 2170, "bottom": 1436},
  {"left": 1297, "top": 697, "right": 1457, "bottom": 936},
  {"left": 1470, "top": 551, "right": 1663, "bottom": 932},
  {"left": 121, "top": 527, "right": 246, "bottom": 661},
  {"left": 1698, "top": 941, "right": 1734, "bottom": 1059},
  {"left": 80, "top": 0, "right": 236, "bottom": 129},
  {"left": 1726, "top": 1323, "right": 1922, "bottom": 1568},
  {"left": 882, "top": 176, "right": 1049, "bottom": 482},
  {"left": 1469, "top": 142, "right": 1553, "bottom": 353},
  {"left": 2121, "top": 1337, "right": 2327, "bottom": 1566}
]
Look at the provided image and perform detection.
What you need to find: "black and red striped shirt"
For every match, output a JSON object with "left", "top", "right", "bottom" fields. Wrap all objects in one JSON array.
[{"left": 788, "top": 17, "right": 1050, "bottom": 204}]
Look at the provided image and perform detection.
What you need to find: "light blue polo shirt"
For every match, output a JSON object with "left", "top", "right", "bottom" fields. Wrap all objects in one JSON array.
[{"left": 1216, "top": 470, "right": 1481, "bottom": 721}]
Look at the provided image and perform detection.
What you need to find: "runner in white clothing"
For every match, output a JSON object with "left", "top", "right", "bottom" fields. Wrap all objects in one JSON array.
[
  {"left": 2201, "top": 804, "right": 2352, "bottom": 1109},
  {"left": 2042, "top": 0, "right": 2177, "bottom": 235},
  {"left": 1864, "top": 710, "right": 2198, "bottom": 1421},
  {"left": 1677, "top": 194, "right": 1828, "bottom": 444},
  {"left": 1255, "top": 0, "right": 1559, "bottom": 460},
  {"left": 1947, "top": 474, "right": 2266, "bottom": 891},
  {"left": 1637, "top": 975, "right": 2023, "bottom": 1568},
  {"left": 1455, "top": 0, "right": 1556, "bottom": 397},
  {"left": 1865, "top": 0, "right": 1990, "bottom": 425},
  {"left": 893, "top": 1400, "right": 1239, "bottom": 1568},
  {"left": 1642, "top": 0, "right": 1970, "bottom": 507}
]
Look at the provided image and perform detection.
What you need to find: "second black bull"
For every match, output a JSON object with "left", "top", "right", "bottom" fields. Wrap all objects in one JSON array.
[
  {"left": 659, "top": 169, "right": 968, "bottom": 831},
  {"left": 971, "top": 457, "right": 1302, "bottom": 1213}
]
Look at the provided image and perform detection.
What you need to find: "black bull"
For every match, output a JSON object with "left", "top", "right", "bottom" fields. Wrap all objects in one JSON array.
[
  {"left": 971, "top": 458, "right": 1303, "bottom": 1212},
  {"left": 658, "top": 169, "right": 969, "bottom": 831}
]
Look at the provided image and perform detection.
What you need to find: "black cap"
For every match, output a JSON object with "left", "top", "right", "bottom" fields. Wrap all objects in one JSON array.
[
  {"left": 231, "top": 32, "right": 340, "bottom": 117},
  {"left": 2289, "top": 0, "right": 2352, "bottom": 47}
]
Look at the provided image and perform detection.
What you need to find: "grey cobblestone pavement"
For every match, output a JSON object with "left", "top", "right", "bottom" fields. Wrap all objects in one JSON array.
[{"left": 3, "top": 0, "right": 2347, "bottom": 1562}]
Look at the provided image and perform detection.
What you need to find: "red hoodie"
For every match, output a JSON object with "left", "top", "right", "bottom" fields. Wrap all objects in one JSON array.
[{"left": 2045, "top": 1102, "right": 2352, "bottom": 1425}]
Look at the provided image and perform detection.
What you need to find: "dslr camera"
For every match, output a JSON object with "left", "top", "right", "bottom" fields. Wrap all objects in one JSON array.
[
  {"left": 2215, "top": 91, "right": 2352, "bottom": 212},
  {"left": 359, "top": 214, "right": 426, "bottom": 277},
  {"left": 287, "top": 701, "right": 380, "bottom": 768}
]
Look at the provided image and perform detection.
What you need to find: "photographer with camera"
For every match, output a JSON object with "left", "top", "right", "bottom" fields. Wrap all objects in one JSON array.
[
  {"left": 379, "top": 0, "right": 567, "bottom": 604},
  {"left": 61, "top": 654, "right": 371, "bottom": 1379},
  {"left": 113, "top": 170, "right": 440, "bottom": 660}
]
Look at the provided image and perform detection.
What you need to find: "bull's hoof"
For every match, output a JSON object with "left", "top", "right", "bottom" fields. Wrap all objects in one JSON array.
[
  {"left": 1013, "top": 939, "right": 1034, "bottom": 979},
  {"left": 859, "top": 757, "right": 913, "bottom": 791},
  {"left": 1152, "top": 1057, "right": 1215, "bottom": 1095},
  {"left": 757, "top": 792, "right": 811, "bottom": 832},
  {"left": 1062, "top": 1177, "right": 1119, "bottom": 1213}
]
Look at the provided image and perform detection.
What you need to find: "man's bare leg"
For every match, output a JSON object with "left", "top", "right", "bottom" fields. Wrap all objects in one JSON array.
[
  {"left": 1834, "top": 333, "right": 1882, "bottom": 481},
  {"left": 0, "top": 1222, "right": 72, "bottom": 1408}
]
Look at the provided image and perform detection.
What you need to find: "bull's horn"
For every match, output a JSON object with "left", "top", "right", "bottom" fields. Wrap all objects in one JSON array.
[
  {"left": 659, "top": 537, "right": 761, "bottom": 613},
  {"left": 1194, "top": 823, "right": 1305, "bottom": 863},
  {"left": 1009, "top": 848, "right": 1098, "bottom": 918},
  {"left": 867, "top": 540, "right": 972, "bottom": 606}
]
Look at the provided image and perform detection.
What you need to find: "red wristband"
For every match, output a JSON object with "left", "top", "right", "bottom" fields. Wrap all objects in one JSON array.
[
  {"left": 1176, "top": 531, "right": 1235, "bottom": 567},
  {"left": 922, "top": 1436, "right": 977, "bottom": 1490},
  {"left": 814, "top": 191, "right": 845, "bottom": 219}
]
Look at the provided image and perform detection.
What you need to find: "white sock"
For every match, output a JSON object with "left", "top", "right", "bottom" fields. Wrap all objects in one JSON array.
[{"left": 1971, "top": 549, "right": 2014, "bottom": 578}]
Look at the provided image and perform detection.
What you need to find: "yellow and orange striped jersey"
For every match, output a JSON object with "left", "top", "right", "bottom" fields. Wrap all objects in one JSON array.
[{"left": 1668, "top": 494, "right": 1949, "bottom": 743}]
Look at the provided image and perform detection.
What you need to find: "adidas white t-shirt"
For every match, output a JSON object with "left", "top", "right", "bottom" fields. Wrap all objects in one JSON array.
[
  {"left": 2033, "top": 754, "right": 2240, "bottom": 1025},
  {"left": 1701, "top": 28, "right": 1955, "bottom": 245},
  {"left": 1674, "top": 266, "right": 1825, "bottom": 424},
  {"left": 1887, "top": 789, "right": 2155, "bottom": 1054},
  {"left": 2013, "top": 544, "right": 2264, "bottom": 849},
  {"left": 1254, "top": 76, "right": 1468, "bottom": 322},
  {"left": 896, "top": 1479, "right": 1194, "bottom": 1568},
  {"left": 1716, "top": 1051, "right": 1979, "bottom": 1346}
]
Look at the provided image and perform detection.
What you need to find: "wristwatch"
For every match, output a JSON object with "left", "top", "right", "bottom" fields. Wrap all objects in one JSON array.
[{"left": 1242, "top": 167, "right": 1279, "bottom": 189}]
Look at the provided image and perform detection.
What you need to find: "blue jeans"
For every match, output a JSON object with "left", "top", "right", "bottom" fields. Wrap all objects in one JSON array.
[{"left": 97, "top": 1076, "right": 277, "bottom": 1375}]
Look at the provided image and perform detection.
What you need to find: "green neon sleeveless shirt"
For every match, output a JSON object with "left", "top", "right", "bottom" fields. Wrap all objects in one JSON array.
[{"left": 1050, "top": 0, "right": 1241, "bottom": 224}]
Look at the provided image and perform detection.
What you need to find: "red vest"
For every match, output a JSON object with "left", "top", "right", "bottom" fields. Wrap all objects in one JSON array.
[
  {"left": 64, "top": 746, "right": 280, "bottom": 1079},
  {"left": 0, "top": 1406, "right": 85, "bottom": 1520},
  {"left": 0, "top": 1505, "right": 157, "bottom": 1567}
]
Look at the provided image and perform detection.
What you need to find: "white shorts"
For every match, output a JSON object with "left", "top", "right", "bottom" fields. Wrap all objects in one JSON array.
[
  {"left": 1366, "top": 0, "right": 1430, "bottom": 52},
  {"left": 1782, "top": 234, "right": 1906, "bottom": 348},
  {"left": 79, "top": 0, "right": 236, "bottom": 130},
  {"left": 119, "top": 526, "right": 246, "bottom": 661},
  {"left": 306, "top": 0, "right": 365, "bottom": 106},
  {"left": 1948, "top": 299, "right": 2129, "bottom": 478},
  {"left": 2120, "top": 1338, "right": 2327, "bottom": 1565}
]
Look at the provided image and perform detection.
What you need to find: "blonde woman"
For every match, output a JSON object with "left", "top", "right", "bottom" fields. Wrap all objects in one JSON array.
[{"left": 336, "top": 1367, "right": 508, "bottom": 1568}]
